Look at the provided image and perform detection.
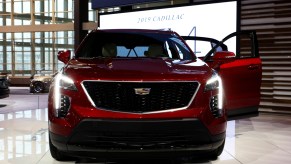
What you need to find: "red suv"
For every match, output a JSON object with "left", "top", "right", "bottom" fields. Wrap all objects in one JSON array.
[{"left": 48, "top": 29, "right": 262, "bottom": 161}]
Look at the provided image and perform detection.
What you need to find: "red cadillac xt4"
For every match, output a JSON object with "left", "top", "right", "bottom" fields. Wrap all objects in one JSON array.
[{"left": 48, "top": 29, "right": 262, "bottom": 161}]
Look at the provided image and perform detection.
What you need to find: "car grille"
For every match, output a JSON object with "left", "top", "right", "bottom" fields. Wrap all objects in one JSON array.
[
  {"left": 82, "top": 81, "right": 199, "bottom": 113},
  {"left": 70, "top": 131, "right": 209, "bottom": 150},
  {"left": 68, "top": 119, "right": 213, "bottom": 151}
]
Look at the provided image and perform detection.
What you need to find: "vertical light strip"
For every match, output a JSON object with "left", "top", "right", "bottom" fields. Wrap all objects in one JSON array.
[
  {"left": 218, "top": 76, "right": 223, "bottom": 110},
  {"left": 54, "top": 73, "right": 61, "bottom": 112}
]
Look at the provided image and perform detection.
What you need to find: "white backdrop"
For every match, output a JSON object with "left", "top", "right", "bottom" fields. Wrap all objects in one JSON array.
[{"left": 100, "top": 1, "right": 237, "bottom": 56}]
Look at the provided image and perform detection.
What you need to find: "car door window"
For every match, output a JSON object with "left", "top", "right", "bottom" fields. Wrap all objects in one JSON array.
[
  {"left": 189, "top": 40, "right": 213, "bottom": 57},
  {"left": 182, "top": 36, "right": 229, "bottom": 58},
  {"left": 238, "top": 34, "right": 255, "bottom": 58}
]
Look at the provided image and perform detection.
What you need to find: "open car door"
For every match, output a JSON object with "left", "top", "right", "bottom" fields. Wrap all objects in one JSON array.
[{"left": 183, "top": 30, "right": 262, "bottom": 120}]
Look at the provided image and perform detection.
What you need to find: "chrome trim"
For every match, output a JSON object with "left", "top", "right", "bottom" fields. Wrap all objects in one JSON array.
[
  {"left": 81, "top": 80, "right": 201, "bottom": 114},
  {"left": 134, "top": 88, "right": 151, "bottom": 95}
]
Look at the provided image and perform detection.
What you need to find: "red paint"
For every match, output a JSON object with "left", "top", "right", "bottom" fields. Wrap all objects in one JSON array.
[{"left": 48, "top": 29, "right": 262, "bottom": 158}]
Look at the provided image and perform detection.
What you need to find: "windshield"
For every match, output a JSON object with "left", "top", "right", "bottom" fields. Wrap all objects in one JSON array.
[{"left": 76, "top": 31, "right": 195, "bottom": 60}]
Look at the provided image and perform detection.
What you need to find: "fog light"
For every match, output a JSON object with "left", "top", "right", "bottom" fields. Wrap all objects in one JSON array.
[
  {"left": 56, "top": 95, "right": 71, "bottom": 118},
  {"left": 210, "top": 95, "right": 222, "bottom": 118}
]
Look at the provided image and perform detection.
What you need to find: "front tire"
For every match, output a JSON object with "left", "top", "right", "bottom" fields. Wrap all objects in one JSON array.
[
  {"left": 49, "top": 134, "right": 71, "bottom": 161},
  {"left": 32, "top": 81, "right": 44, "bottom": 93},
  {"left": 209, "top": 139, "right": 225, "bottom": 159}
]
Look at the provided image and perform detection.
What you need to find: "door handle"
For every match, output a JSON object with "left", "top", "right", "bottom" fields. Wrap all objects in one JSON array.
[{"left": 248, "top": 64, "right": 259, "bottom": 70}]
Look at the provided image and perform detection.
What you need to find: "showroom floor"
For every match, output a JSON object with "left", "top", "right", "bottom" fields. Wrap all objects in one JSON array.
[{"left": 1, "top": 87, "right": 291, "bottom": 164}]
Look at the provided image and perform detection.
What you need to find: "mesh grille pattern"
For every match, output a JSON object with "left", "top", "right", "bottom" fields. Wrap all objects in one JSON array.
[
  {"left": 82, "top": 81, "right": 199, "bottom": 113},
  {"left": 70, "top": 131, "right": 208, "bottom": 150},
  {"left": 68, "top": 119, "right": 212, "bottom": 150}
]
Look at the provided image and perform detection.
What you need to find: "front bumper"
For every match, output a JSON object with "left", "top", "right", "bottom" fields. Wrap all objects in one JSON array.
[{"left": 50, "top": 118, "right": 225, "bottom": 159}]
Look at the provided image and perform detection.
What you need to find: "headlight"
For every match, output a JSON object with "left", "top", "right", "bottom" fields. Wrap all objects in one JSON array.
[
  {"left": 205, "top": 71, "right": 223, "bottom": 117},
  {"left": 56, "top": 74, "right": 77, "bottom": 91},
  {"left": 205, "top": 72, "right": 221, "bottom": 92},
  {"left": 54, "top": 73, "right": 76, "bottom": 118}
]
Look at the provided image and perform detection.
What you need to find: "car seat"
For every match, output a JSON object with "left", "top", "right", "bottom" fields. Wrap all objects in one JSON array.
[
  {"left": 147, "top": 44, "right": 164, "bottom": 57},
  {"left": 102, "top": 43, "right": 117, "bottom": 57}
]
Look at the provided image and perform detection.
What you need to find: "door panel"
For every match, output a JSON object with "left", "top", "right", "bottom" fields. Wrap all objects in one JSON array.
[
  {"left": 183, "top": 30, "right": 262, "bottom": 119},
  {"left": 219, "top": 58, "right": 262, "bottom": 116}
]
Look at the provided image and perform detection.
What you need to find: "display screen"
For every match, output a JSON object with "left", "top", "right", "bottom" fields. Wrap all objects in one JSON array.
[{"left": 100, "top": 1, "right": 237, "bottom": 57}]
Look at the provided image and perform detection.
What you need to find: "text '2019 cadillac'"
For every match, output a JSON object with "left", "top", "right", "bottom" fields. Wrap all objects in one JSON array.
[{"left": 48, "top": 29, "right": 262, "bottom": 161}]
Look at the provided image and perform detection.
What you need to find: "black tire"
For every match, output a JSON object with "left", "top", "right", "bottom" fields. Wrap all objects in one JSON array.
[
  {"left": 209, "top": 139, "right": 225, "bottom": 159},
  {"left": 49, "top": 134, "right": 72, "bottom": 161},
  {"left": 32, "top": 81, "right": 44, "bottom": 93}
]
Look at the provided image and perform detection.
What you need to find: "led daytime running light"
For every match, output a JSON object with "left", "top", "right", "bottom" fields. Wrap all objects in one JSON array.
[
  {"left": 205, "top": 72, "right": 223, "bottom": 109},
  {"left": 54, "top": 73, "right": 76, "bottom": 116}
]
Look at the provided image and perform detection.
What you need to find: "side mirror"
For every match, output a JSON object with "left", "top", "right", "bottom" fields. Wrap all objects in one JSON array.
[
  {"left": 57, "top": 50, "right": 71, "bottom": 64},
  {"left": 213, "top": 51, "right": 235, "bottom": 60}
]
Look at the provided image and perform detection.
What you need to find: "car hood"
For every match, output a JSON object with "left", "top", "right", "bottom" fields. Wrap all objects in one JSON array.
[
  {"left": 0, "top": 75, "right": 7, "bottom": 80},
  {"left": 32, "top": 76, "right": 52, "bottom": 81},
  {"left": 63, "top": 58, "right": 212, "bottom": 82}
]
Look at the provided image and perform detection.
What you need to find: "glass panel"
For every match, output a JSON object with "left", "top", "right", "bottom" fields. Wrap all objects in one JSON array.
[
  {"left": 14, "top": 2, "right": 22, "bottom": 13},
  {"left": 6, "top": 2, "right": 11, "bottom": 12},
  {"left": 5, "top": 18, "right": 11, "bottom": 26},
  {"left": 56, "top": 0, "right": 64, "bottom": 12},
  {"left": 0, "top": 0, "right": 76, "bottom": 76},
  {"left": 23, "top": 1, "right": 30, "bottom": 14},
  {"left": 35, "top": 1, "right": 41, "bottom": 13}
]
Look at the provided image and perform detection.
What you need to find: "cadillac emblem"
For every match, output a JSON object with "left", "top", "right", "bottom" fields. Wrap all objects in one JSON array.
[{"left": 134, "top": 88, "right": 151, "bottom": 95}]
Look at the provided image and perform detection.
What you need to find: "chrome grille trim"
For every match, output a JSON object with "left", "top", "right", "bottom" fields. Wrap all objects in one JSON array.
[{"left": 81, "top": 80, "right": 200, "bottom": 114}]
